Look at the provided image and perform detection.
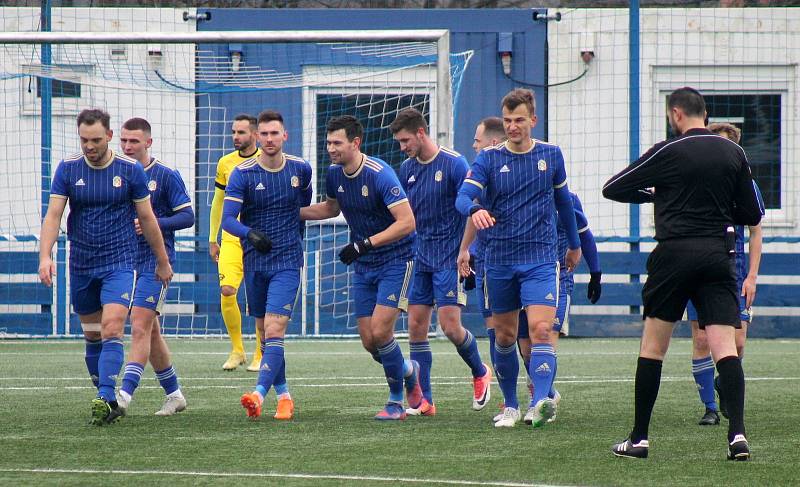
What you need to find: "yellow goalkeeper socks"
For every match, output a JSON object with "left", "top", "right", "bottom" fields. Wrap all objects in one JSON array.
[{"left": 221, "top": 294, "right": 244, "bottom": 355}]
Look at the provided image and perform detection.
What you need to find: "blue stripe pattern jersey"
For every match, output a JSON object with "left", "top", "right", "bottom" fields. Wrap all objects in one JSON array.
[
  {"left": 225, "top": 154, "right": 313, "bottom": 271},
  {"left": 461, "top": 141, "right": 570, "bottom": 265},
  {"left": 50, "top": 152, "right": 150, "bottom": 274},
  {"left": 399, "top": 147, "right": 469, "bottom": 271},
  {"left": 325, "top": 156, "right": 413, "bottom": 270},
  {"left": 136, "top": 159, "right": 192, "bottom": 272}
]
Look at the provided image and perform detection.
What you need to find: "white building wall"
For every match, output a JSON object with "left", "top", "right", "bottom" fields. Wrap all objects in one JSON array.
[
  {"left": 548, "top": 7, "right": 800, "bottom": 241},
  {"left": 0, "top": 7, "right": 196, "bottom": 241}
]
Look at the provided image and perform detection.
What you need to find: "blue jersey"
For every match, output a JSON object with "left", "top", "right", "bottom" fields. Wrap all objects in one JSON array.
[
  {"left": 136, "top": 159, "right": 192, "bottom": 273},
  {"left": 557, "top": 192, "right": 589, "bottom": 280},
  {"left": 399, "top": 147, "right": 469, "bottom": 271},
  {"left": 462, "top": 140, "right": 569, "bottom": 266},
  {"left": 325, "top": 155, "right": 413, "bottom": 270},
  {"left": 225, "top": 154, "right": 312, "bottom": 271},
  {"left": 50, "top": 152, "right": 150, "bottom": 274}
]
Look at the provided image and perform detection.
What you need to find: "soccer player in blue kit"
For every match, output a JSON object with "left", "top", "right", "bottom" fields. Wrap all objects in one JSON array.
[
  {"left": 223, "top": 110, "right": 311, "bottom": 421},
  {"left": 301, "top": 115, "right": 424, "bottom": 420},
  {"left": 514, "top": 191, "right": 602, "bottom": 424},
  {"left": 392, "top": 108, "right": 491, "bottom": 416},
  {"left": 38, "top": 109, "right": 173, "bottom": 425},
  {"left": 456, "top": 89, "right": 582, "bottom": 428},
  {"left": 116, "top": 117, "right": 193, "bottom": 417}
]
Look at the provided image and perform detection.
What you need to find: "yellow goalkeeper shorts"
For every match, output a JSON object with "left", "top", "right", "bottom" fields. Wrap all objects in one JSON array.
[{"left": 218, "top": 238, "right": 244, "bottom": 291}]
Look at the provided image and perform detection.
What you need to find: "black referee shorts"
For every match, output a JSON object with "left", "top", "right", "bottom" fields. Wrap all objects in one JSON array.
[{"left": 642, "top": 238, "right": 740, "bottom": 328}]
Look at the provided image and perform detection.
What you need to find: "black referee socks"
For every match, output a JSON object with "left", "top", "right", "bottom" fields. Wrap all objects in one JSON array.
[
  {"left": 716, "top": 355, "right": 746, "bottom": 443},
  {"left": 631, "top": 357, "right": 663, "bottom": 443}
]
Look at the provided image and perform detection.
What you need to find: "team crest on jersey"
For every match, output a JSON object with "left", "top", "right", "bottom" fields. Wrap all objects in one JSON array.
[
  {"left": 148, "top": 180, "right": 157, "bottom": 191},
  {"left": 390, "top": 186, "right": 401, "bottom": 196},
  {"left": 362, "top": 185, "right": 369, "bottom": 197},
  {"left": 112, "top": 176, "right": 122, "bottom": 188},
  {"left": 537, "top": 159, "right": 547, "bottom": 171},
  {"left": 291, "top": 176, "right": 299, "bottom": 188},
  {"left": 435, "top": 170, "right": 443, "bottom": 182}
]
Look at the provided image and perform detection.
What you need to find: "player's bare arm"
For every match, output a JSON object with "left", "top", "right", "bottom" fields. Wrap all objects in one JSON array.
[
  {"left": 38, "top": 195, "right": 67, "bottom": 287},
  {"left": 457, "top": 217, "right": 477, "bottom": 278},
  {"left": 300, "top": 198, "right": 340, "bottom": 221},
  {"left": 135, "top": 199, "right": 173, "bottom": 285},
  {"left": 366, "top": 200, "right": 415, "bottom": 247},
  {"left": 743, "top": 223, "right": 763, "bottom": 308}
]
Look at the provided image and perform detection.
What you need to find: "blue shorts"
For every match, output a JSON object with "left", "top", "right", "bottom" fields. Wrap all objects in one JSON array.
[
  {"left": 352, "top": 261, "right": 414, "bottom": 318},
  {"left": 408, "top": 268, "right": 465, "bottom": 307},
  {"left": 486, "top": 262, "right": 560, "bottom": 315},
  {"left": 474, "top": 256, "right": 491, "bottom": 319},
  {"left": 70, "top": 269, "right": 136, "bottom": 316},
  {"left": 244, "top": 269, "right": 301, "bottom": 318},
  {"left": 132, "top": 271, "right": 168, "bottom": 314},
  {"left": 686, "top": 281, "right": 751, "bottom": 323}
]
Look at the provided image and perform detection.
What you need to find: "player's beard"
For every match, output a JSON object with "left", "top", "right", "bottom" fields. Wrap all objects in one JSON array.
[{"left": 84, "top": 145, "right": 109, "bottom": 166}]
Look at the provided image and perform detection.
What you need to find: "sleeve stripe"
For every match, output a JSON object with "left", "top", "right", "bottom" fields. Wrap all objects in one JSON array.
[
  {"left": 386, "top": 198, "right": 409, "bottom": 209},
  {"left": 577, "top": 225, "right": 590, "bottom": 233},
  {"left": 215, "top": 181, "right": 226, "bottom": 190},
  {"left": 49, "top": 194, "right": 68, "bottom": 199},
  {"left": 464, "top": 179, "right": 483, "bottom": 190},
  {"left": 223, "top": 196, "right": 243, "bottom": 203},
  {"left": 133, "top": 195, "right": 151, "bottom": 203},
  {"left": 553, "top": 179, "right": 567, "bottom": 189},
  {"left": 172, "top": 202, "right": 192, "bottom": 211}
]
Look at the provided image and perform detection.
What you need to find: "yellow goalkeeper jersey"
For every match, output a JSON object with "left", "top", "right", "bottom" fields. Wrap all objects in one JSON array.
[{"left": 211, "top": 148, "right": 262, "bottom": 243}]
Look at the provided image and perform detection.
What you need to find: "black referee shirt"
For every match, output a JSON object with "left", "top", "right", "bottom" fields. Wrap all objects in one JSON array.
[{"left": 602, "top": 127, "right": 763, "bottom": 241}]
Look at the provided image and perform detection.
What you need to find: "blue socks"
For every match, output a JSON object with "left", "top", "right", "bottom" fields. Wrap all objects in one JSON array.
[
  {"left": 486, "top": 328, "right": 497, "bottom": 373},
  {"left": 84, "top": 338, "right": 102, "bottom": 389},
  {"left": 121, "top": 362, "right": 145, "bottom": 396},
  {"left": 409, "top": 340, "right": 433, "bottom": 402},
  {"left": 494, "top": 341, "right": 519, "bottom": 410},
  {"left": 530, "top": 343, "right": 556, "bottom": 406},
  {"left": 693, "top": 355, "right": 717, "bottom": 410},
  {"left": 378, "top": 338, "right": 405, "bottom": 404},
  {"left": 255, "top": 338, "right": 285, "bottom": 397},
  {"left": 155, "top": 365, "right": 180, "bottom": 395},
  {"left": 456, "top": 330, "right": 487, "bottom": 378},
  {"left": 97, "top": 338, "right": 124, "bottom": 402},
  {"left": 256, "top": 339, "right": 289, "bottom": 396}
]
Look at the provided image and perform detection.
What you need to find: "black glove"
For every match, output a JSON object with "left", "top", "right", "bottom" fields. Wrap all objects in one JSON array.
[
  {"left": 339, "top": 238, "right": 373, "bottom": 265},
  {"left": 246, "top": 229, "right": 272, "bottom": 254},
  {"left": 588, "top": 271, "right": 602, "bottom": 304},
  {"left": 460, "top": 254, "right": 476, "bottom": 291}
]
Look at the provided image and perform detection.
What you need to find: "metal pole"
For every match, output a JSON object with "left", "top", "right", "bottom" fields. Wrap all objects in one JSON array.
[
  {"left": 629, "top": 0, "right": 641, "bottom": 315},
  {"left": 436, "top": 32, "right": 452, "bottom": 148},
  {"left": 0, "top": 30, "right": 450, "bottom": 44}
]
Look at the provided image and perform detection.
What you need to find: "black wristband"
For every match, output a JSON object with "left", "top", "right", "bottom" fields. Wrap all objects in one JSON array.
[
  {"left": 360, "top": 237, "right": 373, "bottom": 251},
  {"left": 469, "top": 205, "right": 483, "bottom": 216}
]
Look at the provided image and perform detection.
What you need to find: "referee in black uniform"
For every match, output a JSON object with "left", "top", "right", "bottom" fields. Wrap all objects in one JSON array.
[{"left": 602, "top": 87, "right": 763, "bottom": 461}]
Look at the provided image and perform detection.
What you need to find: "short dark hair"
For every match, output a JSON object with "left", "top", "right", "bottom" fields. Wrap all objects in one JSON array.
[
  {"left": 77, "top": 109, "right": 111, "bottom": 130},
  {"left": 480, "top": 116, "right": 505, "bottom": 140},
  {"left": 257, "top": 110, "right": 284, "bottom": 126},
  {"left": 501, "top": 88, "right": 535, "bottom": 116},
  {"left": 233, "top": 113, "right": 257, "bottom": 130},
  {"left": 708, "top": 122, "right": 742, "bottom": 144},
  {"left": 326, "top": 115, "right": 363, "bottom": 142},
  {"left": 668, "top": 87, "right": 706, "bottom": 118},
  {"left": 389, "top": 108, "right": 428, "bottom": 135},
  {"left": 122, "top": 117, "right": 151, "bottom": 134}
]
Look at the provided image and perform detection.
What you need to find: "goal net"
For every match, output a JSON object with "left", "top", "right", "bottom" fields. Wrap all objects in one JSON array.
[{"left": 0, "top": 11, "right": 472, "bottom": 336}]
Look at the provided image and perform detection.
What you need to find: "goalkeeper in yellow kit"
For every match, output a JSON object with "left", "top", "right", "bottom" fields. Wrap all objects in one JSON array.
[{"left": 209, "top": 114, "right": 262, "bottom": 371}]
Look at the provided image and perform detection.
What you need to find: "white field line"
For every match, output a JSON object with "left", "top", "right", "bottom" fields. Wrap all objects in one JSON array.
[
  {"left": 0, "top": 467, "right": 571, "bottom": 487},
  {"left": 0, "top": 376, "right": 795, "bottom": 391}
]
